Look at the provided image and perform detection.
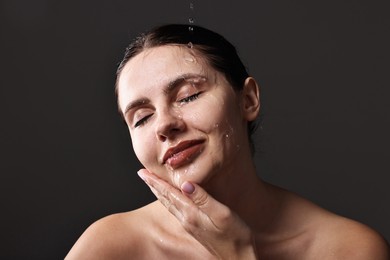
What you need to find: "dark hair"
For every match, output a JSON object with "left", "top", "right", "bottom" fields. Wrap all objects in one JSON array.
[{"left": 116, "top": 24, "right": 259, "bottom": 154}]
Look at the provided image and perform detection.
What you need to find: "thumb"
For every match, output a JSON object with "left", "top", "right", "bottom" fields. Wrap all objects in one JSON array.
[
  {"left": 180, "top": 181, "right": 246, "bottom": 234},
  {"left": 181, "top": 181, "right": 209, "bottom": 207},
  {"left": 180, "top": 181, "right": 231, "bottom": 223}
]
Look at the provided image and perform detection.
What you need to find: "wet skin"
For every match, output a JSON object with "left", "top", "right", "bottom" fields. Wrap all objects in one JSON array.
[
  {"left": 117, "top": 45, "right": 254, "bottom": 192},
  {"left": 116, "top": 45, "right": 261, "bottom": 257},
  {"left": 65, "top": 45, "right": 390, "bottom": 259}
]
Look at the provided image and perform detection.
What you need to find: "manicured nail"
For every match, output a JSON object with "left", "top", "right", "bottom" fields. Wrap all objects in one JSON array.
[{"left": 181, "top": 181, "right": 195, "bottom": 194}]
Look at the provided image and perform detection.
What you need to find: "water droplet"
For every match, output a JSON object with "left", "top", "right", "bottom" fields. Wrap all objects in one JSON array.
[
  {"left": 184, "top": 56, "right": 194, "bottom": 62},
  {"left": 189, "top": 2, "right": 194, "bottom": 10},
  {"left": 187, "top": 41, "right": 193, "bottom": 48},
  {"left": 189, "top": 17, "right": 195, "bottom": 24},
  {"left": 225, "top": 134, "right": 229, "bottom": 138}
]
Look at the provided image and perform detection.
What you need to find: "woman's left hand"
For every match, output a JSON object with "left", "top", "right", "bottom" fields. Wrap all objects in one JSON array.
[{"left": 137, "top": 168, "right": 258, "bottom": 259}]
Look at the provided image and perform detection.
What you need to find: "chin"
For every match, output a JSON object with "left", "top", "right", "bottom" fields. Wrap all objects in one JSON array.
[
  {"left": 163, "top": 163, "right": 204, "bottom": 187},
  {"left": 179, "top": 160, "right": 222, "bottom": 187}
]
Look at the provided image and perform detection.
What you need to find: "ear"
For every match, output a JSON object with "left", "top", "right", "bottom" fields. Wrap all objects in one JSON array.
[{"left": 241, "top": 77, "right": 260, "bottom": 121}]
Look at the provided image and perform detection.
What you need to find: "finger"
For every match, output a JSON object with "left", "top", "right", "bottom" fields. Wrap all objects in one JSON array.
[
  {"left": 137, "top": 169, "right": 193, "bottom": 221},
  {"left": 138, "top": 170, "right": 254, "bottom": 258},
  {"left": 180, "top": 181, "right": 238, "bottom": 231},
  {"left": 149, "top": 185, "right": 183, "bottom": 220},
  {"left": 138, "top": 170, "right": 242, "bottom": 234}
]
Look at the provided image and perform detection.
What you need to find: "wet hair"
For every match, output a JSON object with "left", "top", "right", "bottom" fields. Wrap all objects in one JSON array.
[{"left": 116, "top": 24, "right": 259, "bottom": 154}]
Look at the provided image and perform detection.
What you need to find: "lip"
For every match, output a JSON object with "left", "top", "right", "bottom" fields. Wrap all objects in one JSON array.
[{"left": 162, "top": 139, "right": 205, "bottom": 169}]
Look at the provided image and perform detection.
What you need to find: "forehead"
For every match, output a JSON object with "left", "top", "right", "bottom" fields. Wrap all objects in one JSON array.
[{"left": 117, "top": 45, "right": 213, "bottom": 110}]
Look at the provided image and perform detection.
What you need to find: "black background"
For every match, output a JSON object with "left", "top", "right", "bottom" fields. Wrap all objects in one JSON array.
[{"left": 1, "top": 0, "right": 389, "bottom": 258}]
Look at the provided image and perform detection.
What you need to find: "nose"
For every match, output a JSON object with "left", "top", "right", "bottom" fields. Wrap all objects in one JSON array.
[{"left": 155, "top": 109, "right": 185, "bottom": 142}]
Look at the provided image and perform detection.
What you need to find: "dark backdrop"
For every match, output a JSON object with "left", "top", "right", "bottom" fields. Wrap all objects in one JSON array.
[{"left": 1, "top": 0, "right": 389, "bottom": 258}]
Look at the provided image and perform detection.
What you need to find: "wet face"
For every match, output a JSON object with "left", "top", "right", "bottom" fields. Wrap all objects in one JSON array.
[{"left": 117, "top": 45, "right": 250, "bottom": 189}]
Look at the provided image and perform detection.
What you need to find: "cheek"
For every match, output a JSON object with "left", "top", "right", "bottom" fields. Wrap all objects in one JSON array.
[
  {"left": 183, "top": 93, "right": 228, "bottom": 131},
  {"left": 188, "top": 93, "right": 240, "bottom": 134},
  {"left": 131, "top": 131, "right": 156, "bottom": 168},
  {"left": 202, "top": 93, "right": 244, "bottom": 151}
]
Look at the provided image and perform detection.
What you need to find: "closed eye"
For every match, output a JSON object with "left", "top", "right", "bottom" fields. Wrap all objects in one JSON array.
[
  {"left": 134, "top": 114, "right": 153, "bottom": 128},
  {"left": 178, "top": 92, "right": 201, "bottom": 105}
]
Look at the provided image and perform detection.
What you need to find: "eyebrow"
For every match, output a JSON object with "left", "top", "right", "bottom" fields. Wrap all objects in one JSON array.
[
  {"left": 123, "top": 73, "right": 206, "bottom": 116},
  {"left": 123, "top": 98, "right": 150, "bottom": 116},
  {"left": 163, "top": 73, "right": 205, "bottom": 95}
]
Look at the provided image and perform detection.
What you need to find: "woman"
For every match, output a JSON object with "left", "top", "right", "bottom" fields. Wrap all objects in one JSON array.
[{"left": 66, "top": 24, "right": 389, "bottom": 259}]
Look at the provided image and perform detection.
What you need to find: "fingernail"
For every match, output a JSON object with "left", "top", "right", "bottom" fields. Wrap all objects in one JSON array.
[
  {"left": 137, "top": 170, "right": 146, "bottom": 181},
  {"left": 181, "top": 181, "right": 195, "bottom": 194}
]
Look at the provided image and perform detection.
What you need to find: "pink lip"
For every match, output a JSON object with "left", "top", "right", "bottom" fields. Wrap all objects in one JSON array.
[{"left": 162, "top": 140, "right": 205, "bottom": 169}]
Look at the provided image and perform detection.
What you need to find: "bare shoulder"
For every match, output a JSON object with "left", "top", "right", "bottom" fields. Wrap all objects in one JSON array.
[
  {"left": 65, "top": 205, "right": 155, "bottom": 260},
  {"left": 276, "top": 189, "right": 389, "bottom": 259},
  {"left": 315, "top": 215, "right": 390, "bottom": 259}
]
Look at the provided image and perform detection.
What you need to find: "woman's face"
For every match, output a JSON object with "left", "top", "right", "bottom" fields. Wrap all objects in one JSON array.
[{"left": 117, "top": 45, "right": 249, "bottom": 189}]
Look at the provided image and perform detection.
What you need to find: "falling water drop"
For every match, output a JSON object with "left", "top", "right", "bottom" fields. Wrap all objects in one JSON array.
[{"left": 188, "top": 1, "right": 195, "bottom": 33}]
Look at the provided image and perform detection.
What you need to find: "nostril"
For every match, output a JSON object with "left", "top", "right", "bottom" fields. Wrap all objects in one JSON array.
[
  {"left": 155, "top": 111, "right": 186, "bottom": 141},
  {"left": 158, "top": 134, "right": 167, "bottom": 142},
  {"left": 156, "top": 121, "right": 185, "bottom": 141},
  {"left": 157, "top": 125, "right": 181, "bottom": 142}
]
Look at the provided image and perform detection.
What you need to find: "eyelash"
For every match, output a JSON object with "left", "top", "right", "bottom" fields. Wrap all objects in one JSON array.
[
  {"left": 178, "top": 92, "right": 201, "bottom": 104},
  {"left": 134, "top": 114, "right": 153, "bottom": 128},
  {"left": 134, "top": 92, "right": 202, "bottom": 128}
]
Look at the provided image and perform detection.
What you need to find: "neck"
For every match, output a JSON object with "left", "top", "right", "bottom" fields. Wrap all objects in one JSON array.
[{"left": 203, "top": 150, "right": 283, "bottom": 233}]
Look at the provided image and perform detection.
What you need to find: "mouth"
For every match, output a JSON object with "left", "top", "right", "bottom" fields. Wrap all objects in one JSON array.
[{"left": 162, "top": 139, "right": 205, "bottom": 169}]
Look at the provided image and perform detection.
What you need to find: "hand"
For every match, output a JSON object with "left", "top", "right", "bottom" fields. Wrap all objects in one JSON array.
[{"left": 137, "top": 169, "right": 258, "bottom": 259}]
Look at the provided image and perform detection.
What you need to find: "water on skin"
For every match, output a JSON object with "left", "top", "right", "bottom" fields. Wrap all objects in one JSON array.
[
  {"left": 167, "top": 147, "right": 200, "bottom": 189},
  {"left": 165, "top": 119, "right": 239, "bottom": 191},
  {"left": 223, "top": 121, "right": 236, "bottom": 143},
  {"left": 164, "top": 57, "right": 242, "bottom": 187},
  {"left": 185, "top": 164, "right": 197, "bottom": 176},
  {"left": 184, "top": 56, "right": 195, "bottom": 63},
  {"left": 173, "top": 170, "right": 181, "bottom": 189},
  {"left": 204, "top": 117, "right": 241, "bottom": 158},
  {"left": 185, "top": 78, "right": 239, "bottom": 155}
]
